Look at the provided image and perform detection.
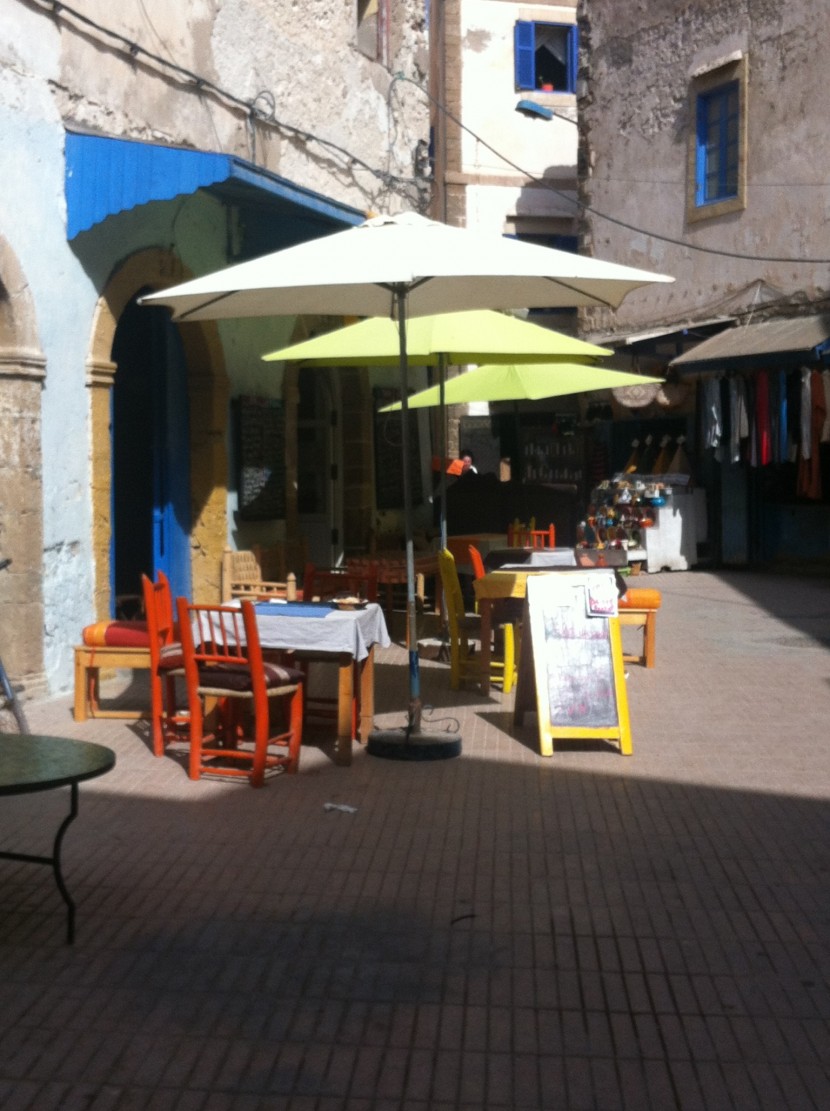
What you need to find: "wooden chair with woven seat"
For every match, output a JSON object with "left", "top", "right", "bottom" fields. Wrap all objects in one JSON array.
[
  {"left": 176, "top": 597, "right": 305, "bottom": 786},
  {"left": 140, "top": 571, "right": 189, "bottom": 757},
  {"left": 221, "top": 546, "right": 299, "bottom": 603},
  {"left": 438, "top": 548, "right": 516, "bottom": 693}
]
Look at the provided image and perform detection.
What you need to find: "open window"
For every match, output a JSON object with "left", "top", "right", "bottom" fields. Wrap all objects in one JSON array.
[
  {"left": 356, "top": 0, "right": 389, "bottom": 67},
  {"left": 514, "top": 21, "right": 578, "bottom": 94},
  {"left": 687, "top": 54, "right": 748, "bottom": 222}
]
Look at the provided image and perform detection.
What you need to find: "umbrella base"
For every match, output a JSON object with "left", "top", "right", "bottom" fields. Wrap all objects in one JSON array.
[{"left": 366, "top": 728, "right": 462, "bottom": 761}]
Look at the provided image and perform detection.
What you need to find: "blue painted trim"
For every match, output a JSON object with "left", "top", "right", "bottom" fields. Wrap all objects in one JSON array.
[{"left": 65, "top": 131, "right": 364, "bottom": 239}]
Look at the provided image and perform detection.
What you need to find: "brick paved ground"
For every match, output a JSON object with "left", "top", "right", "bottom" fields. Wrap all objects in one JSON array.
[{"left": 0, "top": 569, "right": 828, "bottom": 1109}]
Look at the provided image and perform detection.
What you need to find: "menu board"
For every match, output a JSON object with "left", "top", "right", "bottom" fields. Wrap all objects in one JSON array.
[
  {"left": 373, "top": 388, "right": 423, "bottom": 510},
  {"left": 518, "top": 571, "right": 631, "bottom": 756},
  {"left": 237, "top": 395, "right": 285, "bottom": 520}
]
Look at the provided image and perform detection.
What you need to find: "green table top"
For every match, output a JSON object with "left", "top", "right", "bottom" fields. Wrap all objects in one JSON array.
[{"left": 0, "top": 735, "right": 115, "bottom": 796}]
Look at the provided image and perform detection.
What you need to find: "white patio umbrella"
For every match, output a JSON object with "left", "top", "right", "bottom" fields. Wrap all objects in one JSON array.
[{"left": 141, "top": 211, "right": 673, "bottom": 754}]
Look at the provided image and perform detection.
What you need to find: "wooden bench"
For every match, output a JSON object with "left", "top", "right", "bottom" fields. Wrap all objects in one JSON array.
[
  {"left": 617, "top": 587, "right": 661, "bottom": 668},
  {"left": 73, "top": 621, "right": 152, "bottom": 721}
]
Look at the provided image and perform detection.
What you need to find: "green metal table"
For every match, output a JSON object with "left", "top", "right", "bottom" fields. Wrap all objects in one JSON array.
[{"left": 0, "top": 734, "right": 115, "bottom": 943}]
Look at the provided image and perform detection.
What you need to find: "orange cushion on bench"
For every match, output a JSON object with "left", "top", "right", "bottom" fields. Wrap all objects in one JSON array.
[
  {"left": 82, "top": 620, "right": 150, "bottom": 648},
  {"left": 619, "top": 588, "right": 662, "bottom": 610}
]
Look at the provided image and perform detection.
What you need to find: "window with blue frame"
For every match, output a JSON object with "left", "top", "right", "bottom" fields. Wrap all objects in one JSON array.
[
  {"left": 696, "top": 81, "right": 739, "bottom": 205},
  {"left": 514, "top": 21, "right": 578, "bottom": 93},
  {"left": 687, "top": 54, "right": 747, "bottom": 222}
]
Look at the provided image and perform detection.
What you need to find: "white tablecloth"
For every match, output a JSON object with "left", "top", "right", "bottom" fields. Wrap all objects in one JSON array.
[{"left": 251, "top": 601, "right": 390, "bottom": 662}]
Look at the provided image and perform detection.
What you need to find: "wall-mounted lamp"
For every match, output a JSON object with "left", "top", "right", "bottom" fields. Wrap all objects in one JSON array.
[{"left": 515, "top": 99, "right": 554, "bottom": 120}]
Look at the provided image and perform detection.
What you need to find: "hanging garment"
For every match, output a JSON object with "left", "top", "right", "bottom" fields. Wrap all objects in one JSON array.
[
  {"left": 728, "top": 377, "right": 749, "bottom": 464},
  {"left": 822, "top": 370, "right": 830, "bottom": 442},
  {"left": 800, "top": 367, "right": 813, "bottom": 461},
  {"left": 702, "top": 377, "right": 723, "bottom": 457},
  {"left": 777, "top": 369, "right": 788, "bottom": 463},
  {"left": 787, "top": 370, "right": 801, "bottom": 463},
  {"left": 755, "top": 370, "right": 772, "bottom": 466},
  {"left": 797, "top": 369, "right": 826, "bottom": 500}
]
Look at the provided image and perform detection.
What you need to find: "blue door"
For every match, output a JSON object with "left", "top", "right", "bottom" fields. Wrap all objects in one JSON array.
[{"left": 111, "top": 297, "right": 192, "bottom": 612}]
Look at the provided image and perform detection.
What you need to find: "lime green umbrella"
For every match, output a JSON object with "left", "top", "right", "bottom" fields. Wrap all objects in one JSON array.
[
  {"left": 263, "top": 308, "right": 612, "bottom": 365},
  {"left": 379, "top": 361, "right": 663, "bottom": 409},
  {"left": 264, "top": 310, "right": 614, "bottom": 549}
]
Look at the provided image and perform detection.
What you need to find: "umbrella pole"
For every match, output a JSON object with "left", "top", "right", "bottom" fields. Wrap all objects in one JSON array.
[
  {"left": 396, "top": 290, "right": 422, "bottom": 732},
  {"left": 439, "top": 354, "right": 448, "bottom": 551},
  {"left": 366, "top": 287, "right": 460, "bottom": 761}
]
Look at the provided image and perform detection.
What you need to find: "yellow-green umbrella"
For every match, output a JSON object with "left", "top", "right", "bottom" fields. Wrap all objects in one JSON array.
[
  {"left": 263, "top": 308, "right": 612, "bottom": 365},
  {"left": 379, "top": 361, "right": 663, "bottom": 409}
]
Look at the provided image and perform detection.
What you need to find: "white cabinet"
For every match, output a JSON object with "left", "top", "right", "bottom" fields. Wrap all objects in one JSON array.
[{"left": 643, "top": 490, "right": 705, "bottom": 572}]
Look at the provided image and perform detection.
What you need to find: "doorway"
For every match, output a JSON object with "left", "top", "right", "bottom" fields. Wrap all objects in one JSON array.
[
  {"left": 297, "top": 367, "right": 340, "bottom": 567},
  {"left": 111, "top": 295, "right": 192, "bottom": 609}
]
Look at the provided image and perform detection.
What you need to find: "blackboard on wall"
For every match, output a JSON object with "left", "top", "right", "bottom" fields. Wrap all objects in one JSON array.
[
  {"left": 516, "top": 571, "right": 632, "bottom": 756},
  {"left": 373, "top": 388, "right": 423, "bottom": 510},
  {"left": 237, "top": 395, "right": 285, "bottom": 520}
]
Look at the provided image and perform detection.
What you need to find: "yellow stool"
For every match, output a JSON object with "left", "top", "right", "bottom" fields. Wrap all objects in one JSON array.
[{"left": 617, "top": 588, "right": 661, "bottom": 668}]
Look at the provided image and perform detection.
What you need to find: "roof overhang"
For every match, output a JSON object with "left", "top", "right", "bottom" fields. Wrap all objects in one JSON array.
[
  {"left": 670, "top": 313, "right": 830, "bottom": 368},
  {"left": 65, "top": 129, "right": 365, "bottom": 240}
]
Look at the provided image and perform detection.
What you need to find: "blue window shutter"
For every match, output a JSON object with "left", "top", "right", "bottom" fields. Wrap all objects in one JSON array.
[
  {"left": 515, "top": 21, "right": 536, "bottom": 90},
  {"left": 568, "top": 25, "right": 579, "bottom": 92}
]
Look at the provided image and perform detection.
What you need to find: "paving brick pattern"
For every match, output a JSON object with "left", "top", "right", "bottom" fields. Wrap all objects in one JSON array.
[{"left": 0, "top": 570, "right": 828, "bottom": 1108}]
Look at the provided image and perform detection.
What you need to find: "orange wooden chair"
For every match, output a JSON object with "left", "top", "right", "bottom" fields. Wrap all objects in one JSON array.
[
  {"left": 141, "top": 571, "right": 188, "bottom": 757},
  {"left": 176, "top": 597, "right": 304, "bottom": 786},
  {"left": 507, "top": 520, "right": 556, "bottom": 548}
]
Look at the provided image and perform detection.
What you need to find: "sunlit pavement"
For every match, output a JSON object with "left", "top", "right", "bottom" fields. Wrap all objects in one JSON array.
[{"left": 1, "top": 568, "right": 829, "bottom": 1109}]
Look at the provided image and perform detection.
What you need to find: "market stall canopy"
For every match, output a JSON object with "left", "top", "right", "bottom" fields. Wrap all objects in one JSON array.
[
  {"left": 380, "top": 362, "right": 664, "bottom": 409},
  {"left": 671, "top": 313, "right": 830, "bottom": 368},
  {"left": 263, "top": 309, "right": 613, "bottom": 365}
]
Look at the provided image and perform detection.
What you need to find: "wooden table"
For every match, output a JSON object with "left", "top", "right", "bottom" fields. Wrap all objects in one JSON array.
[
  {"left": 0, "top": 734, "right": 115, "bottom": 943},
  {"left": 251, "top": 601, "right": 391, "bottom": 765}
]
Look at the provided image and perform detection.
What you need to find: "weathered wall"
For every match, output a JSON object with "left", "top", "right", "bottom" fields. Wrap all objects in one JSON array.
[
  {"left": 578, "top": 0, "right": 830, "bottom": 338},
  {"left": 0, "top": 0, "right": 429, "bottom": 694},
  {"left": 450, "top": 1, "right": 578, "bottom": 236}
]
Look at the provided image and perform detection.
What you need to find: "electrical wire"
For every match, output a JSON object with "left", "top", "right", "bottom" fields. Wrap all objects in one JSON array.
[
  {"left": 31, "top": 0, "right": 830, "bottom": 266},
  {"left": 390, "top": 73, "right": 830, "bottom": 266},
  {"left": 32, "top": 0, "right": 417, "bottom": 197}
]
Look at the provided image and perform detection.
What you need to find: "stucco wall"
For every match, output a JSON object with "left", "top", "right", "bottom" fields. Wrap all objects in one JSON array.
[
  {"left": 457, "top": 1, "right": 578, "bottom": 235},
  {"left": 0, "top": 0, "right": 429, "bottom": 695},
  {"left": 578, "top": 0, "right": 830, "bottom": 338}
]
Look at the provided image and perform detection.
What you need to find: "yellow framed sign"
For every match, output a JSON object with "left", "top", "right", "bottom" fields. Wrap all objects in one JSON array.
[{"left": 518, "top": 570, "right": 632, "bottom": 757}]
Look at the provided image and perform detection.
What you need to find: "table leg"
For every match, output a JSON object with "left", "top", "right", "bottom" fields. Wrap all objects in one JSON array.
[
  {"left": 335, "top": 653, "right": 354, "bottom": 767},
  {"left": 0, "top": 782, "right": 79, "bottom": 944},
  {"left": 357, "top": 645, "right": 375, "bottom": 742},
  {"left": 479, "top": 598, "right": 493, "bottom": 695}
]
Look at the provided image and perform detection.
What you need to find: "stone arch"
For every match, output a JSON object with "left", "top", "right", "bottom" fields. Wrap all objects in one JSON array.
[
  {"left": 87, "top": 248, "right": 228, "bottom": 615},
  {"left": 0, "top": 235, "right": 46, "bottom": 693}
]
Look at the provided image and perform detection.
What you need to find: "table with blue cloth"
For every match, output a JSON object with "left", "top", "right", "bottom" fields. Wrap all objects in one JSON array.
[{"left": 251, "top": 601, "right": 391, "bottom": 764}]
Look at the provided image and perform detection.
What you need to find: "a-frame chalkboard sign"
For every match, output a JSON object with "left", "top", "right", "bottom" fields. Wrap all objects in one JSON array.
[{"left": 515, "top": 570, "right": 632, "bottom": 757}]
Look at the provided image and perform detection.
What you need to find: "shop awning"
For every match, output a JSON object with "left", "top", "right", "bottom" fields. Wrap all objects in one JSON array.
[
  {"left": 670, "top": 313, "right": 830, "bottom": 367},
  {"left": 65, "top": 130, "right": 365, "bottom": 240}
]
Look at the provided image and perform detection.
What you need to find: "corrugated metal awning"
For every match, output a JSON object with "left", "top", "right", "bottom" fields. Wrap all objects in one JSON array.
[
  {"left": 670, "top": 313, "right": 830, "bottom": 367},
  {"left": 65, "top": 130, "right": 364, "bottom": 239}
]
